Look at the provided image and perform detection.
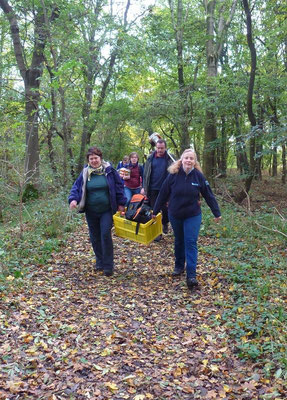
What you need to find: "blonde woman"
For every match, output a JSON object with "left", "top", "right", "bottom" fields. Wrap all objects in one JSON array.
[{"left": 153, "top": 149, "right": 221, "bottom": 290}]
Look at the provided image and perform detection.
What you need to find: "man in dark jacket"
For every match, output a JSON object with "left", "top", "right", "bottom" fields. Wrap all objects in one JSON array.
[{"left": 141, "top": 139, "right": 173, "bottom": 237}]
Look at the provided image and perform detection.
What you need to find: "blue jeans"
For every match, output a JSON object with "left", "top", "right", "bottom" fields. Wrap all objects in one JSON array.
[
  {"left": 85, "top": 209, "right": 114, "bottom": 272},
  {"left": 169, "top": 213, "right": 202, "bottom": 279},
  {"left": 124, "top": 187, "right": 141, "bottom": 206}
]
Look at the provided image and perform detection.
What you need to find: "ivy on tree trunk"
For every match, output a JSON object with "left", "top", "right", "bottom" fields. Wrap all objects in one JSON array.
[{"left": 0, "top": 0, "right": 59, "bottom": 189}]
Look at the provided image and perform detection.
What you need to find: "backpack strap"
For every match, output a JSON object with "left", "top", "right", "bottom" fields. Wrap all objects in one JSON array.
[
  {"left": 132, "top": 207, "right": 142, "bottom": 221},
  {"left": 135, "top": 222, "right": 140, "bottom": 235}
]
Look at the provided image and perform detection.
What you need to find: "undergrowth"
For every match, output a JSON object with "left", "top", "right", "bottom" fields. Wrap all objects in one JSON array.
[
  {"left": 201, "top": 201, "right": 287, "bottom": 380},
  {"left": 1, "top": 189, "right": 286, "bottom": 381},
  {"left": 0, "top": 190, "right": 83, "bottom": 291}
]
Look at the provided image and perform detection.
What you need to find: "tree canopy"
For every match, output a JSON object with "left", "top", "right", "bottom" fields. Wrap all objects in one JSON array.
[{"left": 0, "top": 0, "right": 286, "bottom": 194}]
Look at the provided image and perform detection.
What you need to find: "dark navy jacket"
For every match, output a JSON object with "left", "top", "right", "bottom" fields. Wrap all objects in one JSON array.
[
  {"left": 68, "top": 162, "right": 126, "bottom": 214},
  {"left": 143, "top": 151, "right": 174, "bottom": 197},
  {"left": 153, "top": 167, "right": 221, "bottom": 219}
]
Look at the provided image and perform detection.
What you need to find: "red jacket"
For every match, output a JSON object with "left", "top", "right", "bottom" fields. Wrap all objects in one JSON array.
[{"left": 124, "top": 163, "right": 143, "bottom": 189}]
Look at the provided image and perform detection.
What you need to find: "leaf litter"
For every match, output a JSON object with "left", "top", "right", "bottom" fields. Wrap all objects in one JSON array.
[{"left": 0, "top": 225, "right": 286, "bottom": 399}]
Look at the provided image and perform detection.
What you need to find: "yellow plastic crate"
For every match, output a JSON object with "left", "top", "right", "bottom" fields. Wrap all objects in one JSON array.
[{"left": 113, "top": 212, "right": 162, "bottom": 245}]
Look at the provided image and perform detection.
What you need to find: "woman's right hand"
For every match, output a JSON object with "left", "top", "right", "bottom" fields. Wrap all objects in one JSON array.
[{"left": 69, "top": 200, "right": 78, "bottom": 210}]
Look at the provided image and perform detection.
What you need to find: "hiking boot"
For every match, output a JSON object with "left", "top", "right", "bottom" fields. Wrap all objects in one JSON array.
[
  {"left": 104, "top": 270, "right": 113, "bottom": 277},
  {"left": 93, "top": 264, "right": 103, "bottom": 272},
  {"left": 163, "top": 224, "right": 169, "bottom": 234},
  {"left": 172, "top": 268, "right": 184, "bottom": 276},
  {"left": 186, "top": 278, "right": 199, "bottom": 290}
]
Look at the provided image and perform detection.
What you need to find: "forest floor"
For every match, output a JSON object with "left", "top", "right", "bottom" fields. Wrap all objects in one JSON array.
[
  {"left": 0, "top": 175, "right": 286, "bottom": 400},
  {"left": 220, "top": 171, "right": 287, "bottom": 213}
]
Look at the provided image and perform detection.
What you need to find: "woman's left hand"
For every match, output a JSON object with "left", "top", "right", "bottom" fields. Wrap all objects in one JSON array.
[
  {"left": 118, "top": 205, "right": 125, "bottom": 213},
  {"left": 214, "top": 216, "right": 222, "bottom": 223}
]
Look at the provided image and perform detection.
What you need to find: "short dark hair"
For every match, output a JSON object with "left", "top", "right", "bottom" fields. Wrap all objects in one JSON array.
[
  {"left": 86, "top": 146, "right": 103, "bottom": 160},
  {"left": 156, "top": 139, "right": 167, "bottom": 147}
]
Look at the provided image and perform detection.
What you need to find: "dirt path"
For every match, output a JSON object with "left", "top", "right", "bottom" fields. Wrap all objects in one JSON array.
[{"left": 0, "top": 226, "right": 284, "bottom": 399}]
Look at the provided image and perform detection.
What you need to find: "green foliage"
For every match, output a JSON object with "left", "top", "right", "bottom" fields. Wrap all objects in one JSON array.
[
  {"left": 22, "top": 183, "right": 39, "bottom": 202},
  {"left": 1, "top": 0, "right": 286, "bottom": 180},
  {"left": 201, "top": 200, "right": 287, "bottom": 378},
  {"left": 0, "top": 191, "right": 83, "bottom": 291}
]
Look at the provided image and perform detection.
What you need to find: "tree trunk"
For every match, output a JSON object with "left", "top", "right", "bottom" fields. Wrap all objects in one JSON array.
[
  {"left": 271, "top": 143, "right": 277, "bottom": 177},
  {"left": 0, "top": 0, "right": 59, "bottom": 188},
  {"left": 77, "top": 0, "right": 130, "bottom": 173},
  {"left": 284, "top": 39, "right": 287, "bottom": 71},
  {"left": 270, "top": 110, "right": 280, "bottom": 178},
  {"left": 203, "top": 1, "right": 217, "bottom": 180},
  {"left": 234, "top": 113, "right": 249, "bottom": 174},
  {"left": 202, "top": 0, "right": 237, "bottom": 181},
  {"left": 254, "top": 107, "right": 264, "bottom": 180},
  {"left": 168, "top": 0, "right": 191, "bottom": 153},
  {"left": 43, "top": 0, "right": 74, "bottom": 185},
  {"left": 0, "top": 22, "right": 4, "bottom": 100},
  {"left": 218, "top": 115, "right": 227, "bottom": 177},
  {"left": 255, "top": 142, "right": 262, "bottom": 180},
  {"left": 46, "top": 83, "right": 58, "bottom": 178},
  {"left": 269, "top": 106, "right": 282, "bottom": 181},
  {"left": 282, "top": 143, "right": 286, "bottom": 184},
  {"left": 24, "top": 73, "right": 41, "bottom": 183},
  {"left": 244, "top": 0, "right": 257, "bottom": 179},
  {"left": 78, "top": 76, "right": 95, "bottom": 173},
  {"left": 234, "top": 0, "right": 257, "bottom": 203}
]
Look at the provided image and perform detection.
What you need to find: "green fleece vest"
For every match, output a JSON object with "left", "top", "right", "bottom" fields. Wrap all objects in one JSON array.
[{"left": 86, "top": 173, "right": 110, "bottom": 213}]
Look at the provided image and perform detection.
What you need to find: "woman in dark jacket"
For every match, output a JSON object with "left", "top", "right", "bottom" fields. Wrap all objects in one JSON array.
[
  {"left": 153, "top": 149, "right": 221, "bottom": 290},
  {"left": 69, "top": 146, "right": 126, "bottom": 276}
]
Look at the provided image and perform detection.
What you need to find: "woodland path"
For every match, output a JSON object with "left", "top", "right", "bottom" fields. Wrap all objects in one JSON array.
[{"left": 0, "top": 225, "right": 285, "bottom": 400}]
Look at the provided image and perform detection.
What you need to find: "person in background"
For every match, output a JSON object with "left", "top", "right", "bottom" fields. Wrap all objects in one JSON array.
[
  {"left": 152, "top": 149, "right": 221, "bottom": 290},
  {"left": 117, "top": 155, "right": 129, "bottom": 170},
  {"left": 117, "top": 155, "right": 129, "bottom": 183},
  {"left": 123, "top": 152, "right": 143, "bottom": 206},
  {"left": 141, "top": 139, "right": 174, "bottom": 237},
  {"left": 68, "top": 146, "right": 126, "bottom": 277}
]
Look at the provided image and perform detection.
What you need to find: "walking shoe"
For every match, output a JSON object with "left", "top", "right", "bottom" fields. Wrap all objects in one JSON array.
[
  {"left": 93, "top": 264, "right": 103, "bottom": 272},
  {"left": 172, "top": 268, "right": 184, "bottom": 276},
  {"left": 186, "top": 278, "right": 199, "bottom": 290},
  {"left": 163, "top": 224, "right": 169, "bottom": 234},
  {"left": 104, "top": 270, "right": 113, "bottom": 277}
]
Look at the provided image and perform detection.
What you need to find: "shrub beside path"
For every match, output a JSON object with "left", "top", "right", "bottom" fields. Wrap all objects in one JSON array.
[{"left": 0, "top": 225, "right": 285, "bottom": 399}]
